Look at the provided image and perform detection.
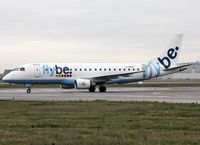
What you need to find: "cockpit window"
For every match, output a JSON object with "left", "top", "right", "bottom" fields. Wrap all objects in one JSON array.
[
  {"left": 14, "top": 68, "right": 20, "bottom": 71},
  {"left": 14, "top": 67, "right": 25, "bottom": 71},
  {"left": 20, "top": 67, "right": 25, "bottom": 71}
]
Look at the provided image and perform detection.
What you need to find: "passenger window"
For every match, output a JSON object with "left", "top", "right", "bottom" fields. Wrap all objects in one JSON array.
[
  {"left": 124, "top": 68, "right": 126, "bottom": 71},
  {"left": 95, "top": 68, "right": 97, "bottom": 71},
  {"left": 89, "top": 68, "right": 91, "bottom": 71},
  {"left": 80, "top": 68, "right": 82, "bottom": 71},
  {"left": 104, "top": 68, "right": 106, "bottom": 71},
  {"left": 75, "top": 68, "right": 77, "bottom": 71},
  {"left": 109, "top": 68, "right": 111, "bottom": 71},
  {"left": 114, "top": 68, "right": 116, "bottom": 71},
  {"left": 84, "top": 69, "right": 87, "bottom": 71},
  {"left": 99, "top": 68, "right": 102, "bottom": 71},
  {"left": 119, "top": 68, "right": 121, "bottom": 71}
]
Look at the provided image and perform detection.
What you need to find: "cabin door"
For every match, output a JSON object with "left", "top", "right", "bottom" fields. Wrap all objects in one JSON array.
[{"left": 33, "top": 64, "right": 41, "bottom": 77}]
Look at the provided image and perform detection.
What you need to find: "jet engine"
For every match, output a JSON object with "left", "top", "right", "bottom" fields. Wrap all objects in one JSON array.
[{"left": 75, "top": 79, "right": 92, "bottom": 89}]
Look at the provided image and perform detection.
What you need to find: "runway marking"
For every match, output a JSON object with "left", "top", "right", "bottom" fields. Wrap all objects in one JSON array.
[{"left": 156, "top": 90, "right": 191, "bottom": 97}]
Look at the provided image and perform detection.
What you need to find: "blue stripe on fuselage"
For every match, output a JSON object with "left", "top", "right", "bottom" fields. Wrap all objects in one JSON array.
[
  {"left": 4, "top": 78, "right": 145, "bottom": 85},
  {"left": 3, "top": 79, "right": 75, "bottom": 85}
]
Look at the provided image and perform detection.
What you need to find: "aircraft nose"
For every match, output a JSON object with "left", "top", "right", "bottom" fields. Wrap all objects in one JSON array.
[
  {"left": 2, "top": 75, "right": 7, "bottom": 81},
  {"left": 2, "top": 75, "right": 10, "bottom": 82}
]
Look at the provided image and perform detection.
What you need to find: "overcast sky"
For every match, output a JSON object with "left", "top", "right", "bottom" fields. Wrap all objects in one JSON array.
[{"left": 0, "top": 0, "right": 200, "bottom": 72}]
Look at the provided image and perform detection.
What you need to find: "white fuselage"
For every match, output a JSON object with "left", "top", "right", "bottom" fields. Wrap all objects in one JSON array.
[{"left": 3, "top": 63, "right": 170, "bottom": 85}]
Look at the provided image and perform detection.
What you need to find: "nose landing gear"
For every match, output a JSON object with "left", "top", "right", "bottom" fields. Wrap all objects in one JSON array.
[
  {"left": 25, "top": 84, "right": 32, "bottom": 94},
  {"left": 27, "top": 87, "right": 31, "bottom": 93}
]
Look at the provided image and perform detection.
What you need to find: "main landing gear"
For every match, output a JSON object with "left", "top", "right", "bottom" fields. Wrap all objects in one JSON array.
[
  {"left": 88, "top": 86, "right": 107, "bottom": 92},
  {"left": 89, "top": 86, "right": 96, "bottom": 92},
  {"left": 99, "top": 86, "right": 106, "bottom": 92}
]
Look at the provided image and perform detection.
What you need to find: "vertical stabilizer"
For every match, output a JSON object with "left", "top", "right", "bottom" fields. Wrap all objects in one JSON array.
[{"left": 156, "top": 33, "right": 184, "bottom": 69}]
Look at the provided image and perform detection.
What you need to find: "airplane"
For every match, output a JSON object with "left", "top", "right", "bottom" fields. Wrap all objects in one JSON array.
[{"left": 2, "top": 33, "right": 191, "bottom": 93}]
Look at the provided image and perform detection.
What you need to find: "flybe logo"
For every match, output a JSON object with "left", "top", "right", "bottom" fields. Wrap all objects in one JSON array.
[
  {"left": 157, "top": 46, "right": 179, "bottom": 69},
  {"left": 42, "top": 65, "right": 72, "bottom": 77}
]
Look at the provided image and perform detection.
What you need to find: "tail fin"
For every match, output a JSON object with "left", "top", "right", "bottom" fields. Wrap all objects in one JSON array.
[{"left": 156, "top": 33, "right": 184, "bottom": 69}]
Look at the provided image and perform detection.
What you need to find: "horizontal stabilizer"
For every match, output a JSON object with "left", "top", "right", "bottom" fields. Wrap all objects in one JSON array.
[{"left": 163, "top": 64, "right": 192, "bottom": 71}]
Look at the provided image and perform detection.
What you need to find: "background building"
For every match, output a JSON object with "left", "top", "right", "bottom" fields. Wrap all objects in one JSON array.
[
  {"left": 3, "top": 69, "right": 13, "bottom": 76},
  {"left": 0, "top": 69, "right": 12, "bottom": 80},
  {"left": 0, "top": 74, "right": 4, "bottom": 80}
]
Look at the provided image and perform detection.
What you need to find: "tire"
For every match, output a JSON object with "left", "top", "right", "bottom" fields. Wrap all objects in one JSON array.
[
  {"left": 99, "top": 86, "right": 106, "bottom": 92},
  {"left": 27, "top": 88, "right": 31, "bottom": 94},
  {"left": 89, "top": 86, "right": 96, "bottom": 92}
]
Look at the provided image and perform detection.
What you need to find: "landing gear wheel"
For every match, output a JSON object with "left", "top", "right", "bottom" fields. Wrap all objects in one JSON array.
[
  {"left": 27, "top": 88, "right": 31, "bottom": 94},
  {"left": 89, "top": 86, "right": 96, "bottom": 92},
  {"left": 99, "top": 86, "right": 106, "bottom": 92}
]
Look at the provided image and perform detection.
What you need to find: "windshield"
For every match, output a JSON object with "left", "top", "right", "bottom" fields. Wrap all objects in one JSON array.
[
  {"left": 14, "top": 67, "right": 25, "bottom": 71},
  {"left": 20, "top": 67, "right": 25, "bottom": 71},
  {"left": 14, "top": 68, "right": 20, "bottom": 71}
]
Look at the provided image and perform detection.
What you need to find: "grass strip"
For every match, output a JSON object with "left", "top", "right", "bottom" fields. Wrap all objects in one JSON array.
[{"left": 0, "top": 101, "right": 199, "bottom": 145}]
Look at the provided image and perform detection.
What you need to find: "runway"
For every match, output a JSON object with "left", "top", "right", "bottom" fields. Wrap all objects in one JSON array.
[{"left": 0, "top": 87, "right": 199, "bottom": 103}]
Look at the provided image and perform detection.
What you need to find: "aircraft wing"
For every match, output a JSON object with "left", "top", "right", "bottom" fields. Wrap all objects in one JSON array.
[{"left": 88, "top": 70, "right": 145, "bottom": 83}]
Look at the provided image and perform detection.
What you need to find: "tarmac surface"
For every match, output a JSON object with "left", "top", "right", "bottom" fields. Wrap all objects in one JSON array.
[{"left": 0, "top": 87, "right": 199, "bottom": 103}]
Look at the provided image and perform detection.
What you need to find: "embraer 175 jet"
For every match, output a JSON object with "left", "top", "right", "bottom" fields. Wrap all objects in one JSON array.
[{"left": 3, "top": 33, "right": 191, "bottom": 93}]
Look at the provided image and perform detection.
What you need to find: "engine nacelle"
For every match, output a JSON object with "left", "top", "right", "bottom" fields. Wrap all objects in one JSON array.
[
  {"left": 75, "top": 79, "right": 91, "bottom": 89},
  {"left": 60, "top": 84, "right": 74, "bottom": 89}
]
